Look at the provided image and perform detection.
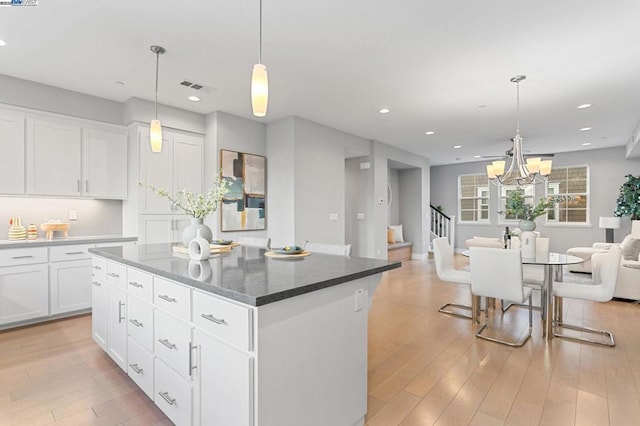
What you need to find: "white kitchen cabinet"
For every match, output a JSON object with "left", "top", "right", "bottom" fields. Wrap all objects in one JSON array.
[
  {"left": 82, "top": 128, "right": 128, "bottom": 198},
  {"left": 91, "top": 259, "right": 108, "bottom": 350},
  {"left": 0, "top": 264, "right": 49, "bottom": 325},
  {"left": 107, "top": 285, "right": 127, "bottom": 371},
  {"left": 193, "top": 329, "right": 253, "bottom": 426},
  {"left": 26, "top": 118, "right": 83, "bottom": 196},
  {"left": 49, "top": 259, "right": 92, "bottom": 315},
  {"left": 140, "top": 214, "right": 190, "bottom": 244},
  {"left": 0, "top": 109, "right": 26, "bottom": 195}
]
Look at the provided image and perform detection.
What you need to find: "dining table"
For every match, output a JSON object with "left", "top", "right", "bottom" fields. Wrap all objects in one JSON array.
[{"left": 461, "top": 250, "right": 584, "bottom": 340}]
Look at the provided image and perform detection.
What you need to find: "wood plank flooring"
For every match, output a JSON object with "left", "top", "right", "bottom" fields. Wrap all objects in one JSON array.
[{"left": 0, "top": 256, "right": 638, "bottom": 425}]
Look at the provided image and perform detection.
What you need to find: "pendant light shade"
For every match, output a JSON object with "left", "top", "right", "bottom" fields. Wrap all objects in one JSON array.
[
  {"left": 251, "top": 63, "right": 268, "bottom": 117},
  {"left": 150, "top": 45, "right": 165, "bottom": 153},
  {"left": 251, "top": 0, "right": 268, "bottom": 117}
]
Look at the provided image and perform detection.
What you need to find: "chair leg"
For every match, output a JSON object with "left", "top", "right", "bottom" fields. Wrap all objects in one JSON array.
[
  {"left": 438, "top": 302, "right": 474, "bottom": 320},
  {"left": 552, "top": 296, "right": 615, "bottom": 347},
  {"left": 476, "top": 294, "right": 532, "bottom": 347}
]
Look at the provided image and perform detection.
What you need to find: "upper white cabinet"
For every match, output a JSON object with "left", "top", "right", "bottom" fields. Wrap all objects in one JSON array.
[
  {"left": 0, "top": 109, "right": 26, "bottom": 195},
  {"left": 139, "top": 129, "right": 203, "bottom": 214},
  {"left": 26, "top": 118, "right": 83, "bottom": 196},
  {"left": 83, "top": 128, "right": 128, "bottom": 198}
]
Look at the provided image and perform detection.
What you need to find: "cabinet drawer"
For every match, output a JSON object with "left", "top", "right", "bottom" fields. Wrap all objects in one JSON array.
[
  {"left": 49, "top": 244, "right": 93, "bottom": 262},
  {"left": 105, "top": 261, "right": 126, "bottom": 290},
  {"left": 154, "top": 358, "right": 193, "bottom": 426},
  {"left": 91, "top": 256, "right": 106, "bottom": 283},
  {"left": 154, "top": 277, "right": 191, "bottom": 321},
  {"left": 193, "top": 291, "right": 253, "bottom": 352},
  {"left": 126, "top": 267, "right": 153, "bottom": 303},
  {"left": 0, "top": 247, "right": 48, "bottom": 267},
  {"left": 154, "top": 309, "right": 193, "bottom": 379},
  {"left": 127, "top": 296, "right": 154, "bottom": 351},
  {"left": 127, "top": 338, "right": 155, "bottom": 400}
]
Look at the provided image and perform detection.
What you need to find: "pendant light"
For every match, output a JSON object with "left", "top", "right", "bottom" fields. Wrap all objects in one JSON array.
[
  {"left": 251, "top": 0, "right": 268, "bottom": 117},
  {"left": 150, "top": 45, "right": 166, "bottom": 153}
]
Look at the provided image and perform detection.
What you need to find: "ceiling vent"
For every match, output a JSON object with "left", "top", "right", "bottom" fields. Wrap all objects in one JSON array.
[{"left": 180, "top": 80, "right": 203, "bottom": 90}]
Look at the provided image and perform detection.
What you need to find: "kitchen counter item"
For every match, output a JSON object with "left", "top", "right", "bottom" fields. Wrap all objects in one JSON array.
[
  {"left": 27, "top": 224, "right": 38, "bottom": 240},
  {"left": 8, "top": 217, "right": 26, "bottom": 240},
  {"left": 40, "top": 222, "right": 70, "bottom": 240}
]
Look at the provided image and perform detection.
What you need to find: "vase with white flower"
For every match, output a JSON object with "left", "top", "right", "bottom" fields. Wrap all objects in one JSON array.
[{"left": 142, "top": 174, "right": 229, "bottom": 246}]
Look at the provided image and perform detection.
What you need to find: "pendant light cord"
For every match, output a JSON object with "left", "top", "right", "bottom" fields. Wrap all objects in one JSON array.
[
  {"left": 258, "top": 0, "right": 263, "bottom": 64},
  {"left": 154, "top": 51, "right": 159, "bottom": 119}
]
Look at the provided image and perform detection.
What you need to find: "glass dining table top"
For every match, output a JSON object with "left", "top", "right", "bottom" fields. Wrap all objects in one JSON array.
[{"left": 460, "top": 250, "right": 584, "bottom": 266}]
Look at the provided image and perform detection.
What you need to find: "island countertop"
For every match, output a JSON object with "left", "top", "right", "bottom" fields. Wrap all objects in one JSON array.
[{"left": 89, "top": 243, "right": 401, "bottom": 306}]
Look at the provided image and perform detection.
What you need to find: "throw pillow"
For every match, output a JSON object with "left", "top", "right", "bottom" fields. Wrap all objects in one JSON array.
[
  {"left": 620, "top": 237, "right": 640, "bottom": 261},
  {"left": 387, "top": 229, "right": 395, "bottom": 244},
  {"left": 388, "top": 225, "right": 404, "bottom": 243}
]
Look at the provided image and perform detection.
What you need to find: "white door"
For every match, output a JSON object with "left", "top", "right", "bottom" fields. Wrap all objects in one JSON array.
[
  {"left": 0, "top": 264, "right": 48, "bottom": 325},
  {"left": 139, "top": 129, "right": 173, "bottom": 213},
  {"left": 26, "top": 118, "right": 82, "bottom": 196},
  {"left": 107, "top": 286, "right": 127, "bottom": 371},
  {"left": 140, "top": 215, "right": 175, "bottom": 244},
  {"left": 83, "top": 128, "right": 128, "bottom": 198},
  {"left": 194, "top": 329, "right": 253, "bottom": 426},
  {"left": 91, "top": 276, "right": 107, "bottom": 350},
  {"left": 0, "top": 109, "right": 25, "bottom": 195},
  {"left": 49, "top": 259, "right": 92, "bottom": 314},
  {"left": 173, "top": 133, "right": 203, "bottom": 195}
]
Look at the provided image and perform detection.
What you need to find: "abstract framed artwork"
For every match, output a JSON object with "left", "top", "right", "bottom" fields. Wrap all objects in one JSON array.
[{"left": 220, "top": 149, "right": 266, "bottom": 231}]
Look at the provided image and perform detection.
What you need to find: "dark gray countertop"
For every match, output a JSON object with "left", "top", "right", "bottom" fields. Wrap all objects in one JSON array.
[
  {"left": 89, "top": 244, "right": 401, "bottom": 306},
  {"left": 0, "top": 235, "right": 137, "bottom": 249}
]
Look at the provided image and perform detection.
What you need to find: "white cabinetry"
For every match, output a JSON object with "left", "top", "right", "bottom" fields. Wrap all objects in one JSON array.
[
  {"left": 0, "top": 109, "right": 25, "bottom": 194},
  {"left": 107, "top": 285, "right": 127, "bottom": 371},
  {"left": 49, "top": 244, "right": 94, "bottom": 315},
  {"left": 91, "top": 257, "right": 107, "bottom": 350},
  {"left": 26, "top": 118, "right": 83, "bottom": 196},
  {"left": 140, "top": 214, "right": 190, "bottom": 244},
  {"left": 83, "top": 128, "right": 128, "bottom": 198},
  {"left": 0, "top": 263, "right": 48, "bottom": 325}
]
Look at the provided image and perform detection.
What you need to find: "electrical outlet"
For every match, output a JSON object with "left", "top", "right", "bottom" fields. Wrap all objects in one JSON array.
[{"left": 69, "top": 210, "right": 77, "bottom": 221}]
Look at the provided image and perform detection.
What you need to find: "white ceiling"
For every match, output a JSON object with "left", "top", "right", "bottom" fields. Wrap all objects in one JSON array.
[{"left": 1, "top": 0, "right": 639, "bottom": 165}]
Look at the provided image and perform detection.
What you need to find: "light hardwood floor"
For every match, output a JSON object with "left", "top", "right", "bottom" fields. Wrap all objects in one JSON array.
[{"left": 1, "top": 257, "right": 639, "bottom": 425}]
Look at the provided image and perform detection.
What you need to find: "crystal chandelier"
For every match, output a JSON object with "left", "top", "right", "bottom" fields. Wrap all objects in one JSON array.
[{"left": 486, "top": 75, "right": 552, "bottom": 186}]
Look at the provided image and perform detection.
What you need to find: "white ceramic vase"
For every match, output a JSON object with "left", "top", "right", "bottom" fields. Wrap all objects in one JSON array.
[
  {"left": 188, "top": 229, "right": 211, "bottom": 261},
  {"left": 520, "top": 231, "right": 537, "bottom": 259},
  {"left": 182, "top": 218, "right": 213, "bottom": 246}
]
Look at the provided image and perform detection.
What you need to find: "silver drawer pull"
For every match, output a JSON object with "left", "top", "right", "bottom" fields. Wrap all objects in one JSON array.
[
  {"left": 91, "top": 281, "right": 101, "bottom": 286},
  {"left": 158, "top": 391, "right": 176, "bottom": 405},
  {"left": 11, "top": 255, "right": 34, "bottom": 259},
  {"left": 128, "top": 281, "right": 143, "bottom": 288},
  {"left": 118, "top": 301, "right": 125, "bottom": 323},
  {"left": 93, "top": 265, "right": 102, "bottom": 270},
  {"left": 129, "top": 319, "right": 143, "bottom": 328},
  {"left": 158, "top": 339, "right": 176, "bottom": 349},
  {"left": 201, "top": 313, "right": 226, "bottom": 325},
  {"left": 129, "top": 363, "right": 143, "bottom": 374},
  {"left": 107, "top": 272, "right": 120, "bottom": 278},
  {"left": 158, "top": 294, "right": 176, "bottom": 303},
  {"left": 65, "top": 251, "right": 84, "bottom": 255}
]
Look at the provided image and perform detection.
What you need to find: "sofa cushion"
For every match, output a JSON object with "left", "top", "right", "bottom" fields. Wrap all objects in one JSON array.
[
  {"left": 387, "top": 229, "right": 395, "bottom": 244},
  {"left": 620, "top": 236, "right": 640, "bottom": 261},
  {"left": 388, "top": 225, "right": 404, "bottom": 243}
]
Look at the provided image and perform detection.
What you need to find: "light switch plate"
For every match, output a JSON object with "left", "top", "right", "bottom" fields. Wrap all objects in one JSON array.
[
  {"left": 329, "top": 213, "right": 339, "bottom": 221},
  {"left": 356, "top": 213, "right": 365, "bottom": 220},
  {"left": 69, "top": 210, "right": 77, "bottom": 220},
  {"left": 355, "top": 288, "right": 365, "bottom": 311}
]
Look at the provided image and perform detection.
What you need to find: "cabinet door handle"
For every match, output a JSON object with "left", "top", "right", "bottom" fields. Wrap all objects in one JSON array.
[
  {"left": 158, "top": 339, "right": 176, "bottom": 350},
  {"left": 158, "top": 391, "right": 176, "bottom": 406},
  {"left": 107, "top": 272, "right": 120, "bottom": 278},
  {"left": 129, "top": 319, "right": 143, "bottom": 328},
  {"left": 77, "top": 179, "right": 81, "bottom": 193},
  {"left": 93, "top": 265, "right": 102, "bottom": 270},
  {"left": 189, "top": 343, "right": 197, "bottom": 374},
  {"left": 118, "top": 301, "right": 125, "bottom": 323},
  {"left": 158, "top": 294, "right": 176, "bottom": 303},
  {"left": 11, "top": 255, "right": 34, "bottom": 259},
  {"left": 65, "top": 251, "right": 84, "bottom": 255},
  {"left": 201, "top": 313, "right": 226, "bottom": 325},
  {"left": 129, "top": 363, "right": 143, "bottom": 374},
  {"left": 91, "top": 281, "right": 101, "bottom": 286},
  {"left": 128, "top": 281, "right": 143, "bottom": 288},
  {"left": 85, "top": 179, "right": 89, "bottom": 193}
]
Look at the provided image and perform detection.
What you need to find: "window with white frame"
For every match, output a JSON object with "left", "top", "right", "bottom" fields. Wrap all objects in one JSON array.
[
  {"left": 500, "top": 184, "right": 535, "bottom": 221},
  {"left": 458, "top": 174, "right": 489, "bottom": 222},
  {"left": 545, "top": 165, "right": 589, "bottom": 224}
]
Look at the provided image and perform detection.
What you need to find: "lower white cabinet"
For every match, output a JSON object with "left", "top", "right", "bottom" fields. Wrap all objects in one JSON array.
[
  {"left": 0, "top": 264, "right": 48, "bottom": 325},
  {"left": 193, "top": 329, "right": 254, "bottom": 426},
  {"left": 49, "top": 259, "right": 92, "bottom": 314},
  {"left": 107, "top": 285, "right": 127, "bottom": 371},
  {"left": 155, "top": 357, "right": 194, "bottom": 426},
  {"left": 127, "top": 338, "right": 155, "bottom": 399}
]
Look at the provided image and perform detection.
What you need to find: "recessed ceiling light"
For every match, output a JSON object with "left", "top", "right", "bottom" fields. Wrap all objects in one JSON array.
[
  {"left": 425, "top": 131, "right": 435, "bottom": 135},
  {"left": 580, "top": 127, "right": 592, "bottom": 132},
  {"left": 453, "top": 145, "right": 462, "bottom": 149},
  {"left": 577, "top": 104, "right": 592, "bottom": 109},
  {"left": 474, "top": 155, "right": 481, "bottom": 158},
  {"left": 582, "top": 142, "right": 591, "bottom": 146},
  {"left": 188, "top": 95, "right": 200, "bottom": 102},
  {"left": 378, "top": 108, "right": 390, "bottom": 114},
  {"left": 0, "top": 39, "right": 6, "bottom": 47}
]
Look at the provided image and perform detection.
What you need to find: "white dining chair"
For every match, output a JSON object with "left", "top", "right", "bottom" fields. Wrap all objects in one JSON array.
[
  {"left": 553, "top": 245, "right": 622, "bottom": 346},
  {"left": 303, "top": 241, "right": 351, "bottom": 256},
  {"left": 238, "top": 236, "right": 271, "bottom": 249},
  {"left": 470, "top": 247, "right": 533, "bottom": 347},
  {"left": 432, "top": 237, "right": 476, "bottom": 321}
]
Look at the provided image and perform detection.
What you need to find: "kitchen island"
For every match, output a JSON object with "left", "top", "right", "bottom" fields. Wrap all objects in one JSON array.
[{"left": 89, "top": 243, "right": 400, "bottom": 426}]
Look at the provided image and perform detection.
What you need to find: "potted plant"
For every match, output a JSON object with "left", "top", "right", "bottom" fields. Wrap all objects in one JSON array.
[
  {"left": 614, "top": 174, "right": 640, "bottom": 220},
  {"left": 500, "top": 188, "right": 562, "bottom": 231},
  {"left": 142, "top": 174, "right": 229, "bottom": 245}
]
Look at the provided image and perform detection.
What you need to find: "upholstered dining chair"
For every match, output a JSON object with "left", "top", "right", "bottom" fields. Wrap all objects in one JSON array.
[
  {"left": 239, "top": 236, "right": 271, "bottom": 249},
  {"left": 553, "top": 245, "right": 622, "bottom": 346},
  {"left": 502, "top": 237, "right": 549, "bottom": 313},
  {"left": 432, "top": 237, "right": 476, "bottom": 321},
  {"left": 470, "top": 247, "right": 533, "bottom": 347},
  {"left": 303, "top": 241, "right": 352, "bottom": 256}
]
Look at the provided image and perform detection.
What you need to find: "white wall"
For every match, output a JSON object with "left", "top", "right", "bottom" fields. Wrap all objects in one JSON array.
[
  {"left": 345, "top": 157, "right": 375, "bottom": 257},
  {"left": 123, "top": 97, "right": 206, "bottom": 135},
  {"left": 388, "top": 168, "right": 400, "bottom": 226},
  {"left": 430, "top": 146, "right": 640, "bottom": 252}
]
